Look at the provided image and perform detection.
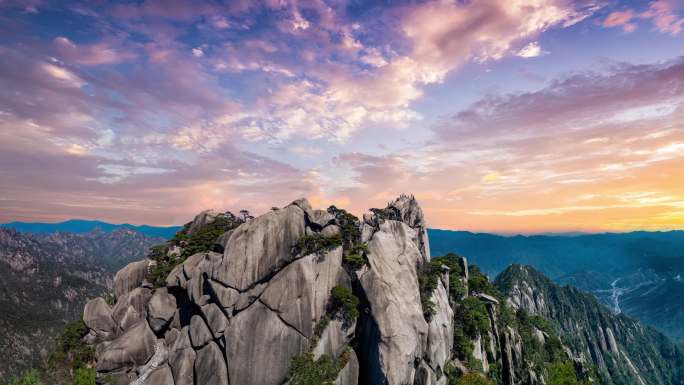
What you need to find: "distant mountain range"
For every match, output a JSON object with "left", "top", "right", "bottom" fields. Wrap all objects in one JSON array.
[
  {"left": 1, "top": 219, "right": 181, "bottom": 239},
  {"left": 3, "top": 220, "right": 683, "bottom": 342},
  {"left": 0, "top": 227, "right": 163, "bottom": 378},
  {"left": 428, "top": 228, "right": 684, "bottom": 341}
]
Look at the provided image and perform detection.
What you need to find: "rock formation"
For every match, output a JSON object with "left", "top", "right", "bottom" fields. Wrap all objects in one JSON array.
[{"left": 80, "top": 196, "right": 684, "bottom": 385}]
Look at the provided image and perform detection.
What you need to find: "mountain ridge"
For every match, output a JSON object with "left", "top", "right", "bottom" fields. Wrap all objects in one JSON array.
[
  {"left": 1, "top": 219, "right": 182, "bottom": 239},
  {"left": 61, "top": 196, "right": 684, "bottom": 385}
]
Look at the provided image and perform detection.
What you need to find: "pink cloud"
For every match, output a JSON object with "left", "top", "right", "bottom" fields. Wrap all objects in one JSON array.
[
  {"left": 603, "top": 0, "right": 684, "bottom": 35},
  {"left": 603, "top": 10, "right": 637, "bottom": 32},
  {"left": 641, "top": 0, "right": 684, "bottom": 35},
  {"left": 54, "top": 37, "right": 137, "bottom": 66}
]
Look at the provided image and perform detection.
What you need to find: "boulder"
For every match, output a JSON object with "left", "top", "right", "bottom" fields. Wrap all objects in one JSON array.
[
  {"left": 113, "top": 260, "right": 150, "bottom": 298},
  {"left": 189, "top": 314, "right": 213, "bottom": 348},
  {"left": 200, "top": 302, "right": 228, "bottom": 337},
  {"left": 97, "top": 321, "right": 156, "bottom": 372},
  {"left": 210, "top": 203, "right": 307, "bottom": 291},
  {"left": 194, "top": 342, "right": 228, "bottom": 385},
  {"left": 83, "top": 297, "right": 117, "bottom": 338},
  {"left": 112, "top": 287, "right": 152, "bottom": 331},
  {"left": 187, "top": 209, "right": 218, "bottom": 235},
  {"left": 147, "top": 288, "right": 177, "bottom": 333},
  {"left": 168, "top": 327, "right": 195, "bottom": 385},
  {"left": 309, "top": 209, "right": 335, "bottom": 228}
]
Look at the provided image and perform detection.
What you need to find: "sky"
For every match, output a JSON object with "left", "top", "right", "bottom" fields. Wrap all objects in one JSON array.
[{"left": 0, "top": 0, "right": 683, "bottom": 233}]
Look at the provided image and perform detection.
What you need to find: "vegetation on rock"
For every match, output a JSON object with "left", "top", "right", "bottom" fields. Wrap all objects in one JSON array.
[
  {"left": 293, "top": 233, "right": 342, "bottom": 256},
  {"left": 453, "top": 373, "right": 493, "bottom": 385},
  {"left": 71, "top": 368, "right": 96, "bottom": 385},
  {"left": 330, "top": 285, "right": 360, "bottom": 324},
  {"left": 326, "top": 205, "right": 369, "bottom": 271},
  {"left": 48, "top": 319, "right": 94, "bottom": 370},
  {"left": 7, "top": 370, "right": 43, "bottom": 385},
  {"left": 147, "top": 212, "right": 244, "bottom": 286},
  {"left": 287, "top": 350, "right": 351, "bottom": 385}
]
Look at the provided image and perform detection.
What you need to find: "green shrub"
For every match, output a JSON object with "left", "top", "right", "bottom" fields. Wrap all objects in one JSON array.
[
  {"left": 294, "top": 234, "right": 342, "bottom": 256},
  {"left": 326, "top": 206, "right": 360, "bottom": 249},
  {"left": 417, "top": 260, "right": 443, "bottom": 320},
  {"left": 49, "top": 319, "right": 95, "bottom": 372},
  {"left": 454, "top": 373, "right": 493, "bottom": 385},
  {"left": 369, "top": 207, "right": 402, "bottom": 221},
  {"left": 344, "top": 253, "right": 367, "bottom": 270},
  {"left": 431, "top": 253, "right": 466, "bottom": 300},
  {"left": 147, "top": 213, "right": 244, "bottom": 287},
  {"left": 330, "top": 285, "right": 359, "bottom": 323},
  {"left": 175, "top": 214, "right": 242, "bottom": 260},
  {"left": 467, "top": 266, "right": 500, "bottom": 297},
  {"left": 9, "top": 370, "right": 43, "bottom": 385},
  {"left": 72, "top": 368, "right": 96, "bottom": 385},
  {"left": 548, "top": 361, "right": 585, "bottom": 385},
  {"left": 287, "top": 351, "right": 349, "bottom": 385}
]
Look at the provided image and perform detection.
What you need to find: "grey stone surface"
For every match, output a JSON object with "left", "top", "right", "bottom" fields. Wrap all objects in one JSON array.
[
  {"left": 111, "top": 287, "right": 152, "bottom": 331},
  {"left": 168, "top": 327, "right": 195, "bottom": 385},
  {"left": 426, "top": 280, "right": 453, "bottom": 374},
  {"left": 189, "top": 314, "right": 213, "bottom": 348},
  {"left": 113, "top": 259, "right": 150, "bottom": 298},
  {"left": 335, "top": 350, "right": 359, "bottom": 385},
  {"left": 83, "top": 297, "right": 117, "bottom": 338},
  {"left": 210, "top": 203, "right": 307, "bottom": 291},
  {"left": 147, "top": 288, "right": 177, "bottom": 333},
  {"left": 358, "top": 220, "right": 429, "bottom": 385},
  {"left": 200, "top": 302, "right": 228, "bottom": 337},
  {"left": 225, "top": 301, "right": 308, "bottom": 385},
  {"left": 145, "top": 364, "right": 174, "bottom": 385},
  {"left": 187, "top": 209, "right": 218, "bottom": 235},
  {"left": 194, "top": 342, "right": 228, "bottom": 385},
  {"left": 96, "top": 321, "right": 155, "bottom": 372},
  {"left": 312, "top": 318, "right": 356, "bottom": 360},
  {"left": 260, "top": 247, "right": 345, "bottom": 338}
]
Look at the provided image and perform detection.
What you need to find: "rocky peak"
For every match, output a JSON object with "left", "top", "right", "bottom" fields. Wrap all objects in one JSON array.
[
  {"left": 81, "top": 195, "right": 460, "bottom": 385},
  {"left": 76, "top": 198, "right": 684, "bottom": 385}
]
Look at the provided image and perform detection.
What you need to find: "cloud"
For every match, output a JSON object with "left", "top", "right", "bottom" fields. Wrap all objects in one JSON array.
[
  {"left": 54, "top": 37, "right": 137, "bottom": 66},
  {"left": 3, "top": 0, "right": 682, "bottom": 232},
  {"left": 401, "top": 0, "right": 598, "bottom": 80},
  {"left": 41, "top": 62, "right": 86, "bottom": 87},
  {"left": 424, "top": 57, "right": 684, "bottom": 230},
  {"left": 603, "top": 10, "right": 637, "bottom": 32},
  {"left": 602, "top": 0, "right": 684, "bottom": 35},
  {"left": 642, "top": 0, "right": 684, "bottom": 35},
  {"left": 516, "top": 41, "right": 545, "bottom": 58}
]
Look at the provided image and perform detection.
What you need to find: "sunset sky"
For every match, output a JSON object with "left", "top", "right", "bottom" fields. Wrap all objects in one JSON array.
[{"left": 0, "top": 0, "right": 683, "bottom": 233}]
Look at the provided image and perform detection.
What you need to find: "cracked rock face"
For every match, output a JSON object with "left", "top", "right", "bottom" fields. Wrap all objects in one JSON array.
[{"left": 86, "top": 195, "right": 454, "bottom": 385}]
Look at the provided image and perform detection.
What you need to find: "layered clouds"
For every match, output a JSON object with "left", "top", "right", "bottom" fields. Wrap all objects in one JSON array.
[{"left": 0, "top": 0, "right": 683, "bottom": 232}]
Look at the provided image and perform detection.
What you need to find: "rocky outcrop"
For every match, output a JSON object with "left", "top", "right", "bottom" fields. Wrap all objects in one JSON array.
[
  {"left": 87, "top": 198, "right": 360, "bottom": 385},
  {"left": 355, "top": 195, "right": 452, "bottom": 384},
  {"left": 83, "top": 195, "right": 680, "bottom": 385}
]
